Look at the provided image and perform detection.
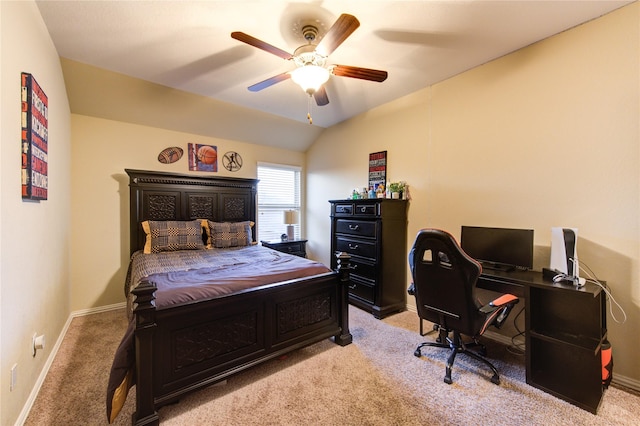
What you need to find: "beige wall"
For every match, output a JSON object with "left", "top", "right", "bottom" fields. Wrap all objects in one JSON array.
[
  {"left": 307, "top": 3, "right": 639, "bottom": 385},
  {"left": 0, "top": 2, "right": 72, "bottom": 424},
  {"left": 70, "top": 115, "right": 305, "bottom": 310},
  {"left": 1, "top": 3, "right": 638, "bottom": 423}
]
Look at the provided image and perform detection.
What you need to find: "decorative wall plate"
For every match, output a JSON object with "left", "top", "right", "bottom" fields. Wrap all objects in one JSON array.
[
  {"left": 157, "top": 146, "right": 183, "bottom": 164},
  {"left": 222, "top": 151, "right": 243, "bottom": 172}
]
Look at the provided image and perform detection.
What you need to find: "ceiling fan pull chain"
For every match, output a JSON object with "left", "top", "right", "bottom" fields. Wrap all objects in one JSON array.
[{"left": 307, "top": 95, "right": 313, "bottom": 125}]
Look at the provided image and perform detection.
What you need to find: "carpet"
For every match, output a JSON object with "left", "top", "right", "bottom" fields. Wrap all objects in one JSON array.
[{"left": 24, "top": 305, "right": 639, "bottom": 425}]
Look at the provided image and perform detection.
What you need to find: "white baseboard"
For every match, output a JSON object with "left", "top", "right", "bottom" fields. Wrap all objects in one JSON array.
[
  {"left": 14, "top": 302, "right": 126, "bottom": 426},
  {"left": 609, "top": 373, "right": 640, "bottom": 391},
  {"left": 70, "top": 301, "right": 126, "bottom": 317},
  {"left": 484, "top": 329, "right": 521, "bottom": 347}
]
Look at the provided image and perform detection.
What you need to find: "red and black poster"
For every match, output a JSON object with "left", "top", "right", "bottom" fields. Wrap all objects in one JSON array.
[
  {"left": 21, "top": 72, "right": 49, "bottom": 200},
  {"left": 368, "top": 151, "right": 387, "bottom": 192}
]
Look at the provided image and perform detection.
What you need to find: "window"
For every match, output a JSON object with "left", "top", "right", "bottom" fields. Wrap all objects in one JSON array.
[{"left": 257, "top": 164, "right": 301, "bottom": 241}]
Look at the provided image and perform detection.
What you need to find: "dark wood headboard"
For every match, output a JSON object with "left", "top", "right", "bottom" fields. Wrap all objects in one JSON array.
[{"left": 126, "top": 169, "right": 258, "bottom": 255}]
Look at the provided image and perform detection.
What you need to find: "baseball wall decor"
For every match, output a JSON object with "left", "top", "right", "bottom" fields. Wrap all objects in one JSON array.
[{"left": 222, "top": 151, "right": 243, "bottom": 172}]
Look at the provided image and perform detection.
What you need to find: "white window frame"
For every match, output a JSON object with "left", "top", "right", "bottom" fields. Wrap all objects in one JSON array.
[{"left": 257, "top": 163, "right": 302, "bottom": 241}]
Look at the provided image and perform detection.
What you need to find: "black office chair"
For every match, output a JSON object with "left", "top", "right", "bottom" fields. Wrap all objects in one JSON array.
[{"left": 407, "top": 228, "right": 519, "bottom": 385}]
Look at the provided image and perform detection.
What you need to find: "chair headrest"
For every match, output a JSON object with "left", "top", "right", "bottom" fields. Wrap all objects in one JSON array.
[{"left": 411, "top": 228, "right": 482, "bottom": 272}]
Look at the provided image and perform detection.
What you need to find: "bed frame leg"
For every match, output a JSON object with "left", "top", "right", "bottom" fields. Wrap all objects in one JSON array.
[
  {"left": 131, "top": 280, "right": 160, "bottom": 426},
  {"left": 335, "top": 252, "right": 353, "bottom": 346}
]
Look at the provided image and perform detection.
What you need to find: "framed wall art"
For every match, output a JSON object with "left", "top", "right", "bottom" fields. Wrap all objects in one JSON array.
[
  {"left": 21, "top": 72, "right": 49, "bottom": 200},
  {"left": 188, "top": 143, "right": 218, "bottom": 172},
  {"left": 368, "top": 151, "right": 386, "bottom": 192}
]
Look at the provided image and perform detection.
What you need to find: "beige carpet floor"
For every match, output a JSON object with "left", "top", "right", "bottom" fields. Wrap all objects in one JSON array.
[{"left": 24, "top": 305, "right": 640, "bottom": 425}]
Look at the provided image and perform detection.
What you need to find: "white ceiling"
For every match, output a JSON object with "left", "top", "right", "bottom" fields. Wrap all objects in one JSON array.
[{"left": 36, "top": 0, "right": 632, "bottom": 150}]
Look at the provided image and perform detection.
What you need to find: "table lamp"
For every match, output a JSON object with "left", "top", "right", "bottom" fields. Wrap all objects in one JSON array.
[{"left": 283, "top": 210, "right": 299, "bottom": 241}]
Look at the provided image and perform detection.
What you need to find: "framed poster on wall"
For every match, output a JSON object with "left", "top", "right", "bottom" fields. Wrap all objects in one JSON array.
[
  {"left": 368, "top": 151, "right": 387, "bottom": 192},
  {"left": 188, "top": 143, "right": 218, "bottom": 172},
  {"left": 21, "top": 72, "right": 48, "bottom": 200}
]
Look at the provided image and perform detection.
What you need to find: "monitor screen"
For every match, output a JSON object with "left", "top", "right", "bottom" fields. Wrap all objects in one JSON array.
[{"left": 460, "top": 226, "right": 534, "bottom": 270}]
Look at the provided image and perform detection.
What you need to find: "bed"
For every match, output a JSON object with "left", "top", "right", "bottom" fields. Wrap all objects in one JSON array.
[{"left": 107, "top": 169, "right": 352, "bottom": 425}]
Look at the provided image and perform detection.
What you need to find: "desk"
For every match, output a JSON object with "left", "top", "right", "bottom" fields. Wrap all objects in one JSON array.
[{"left": 478, "top": 270, "right": 607, "bottom": 414}]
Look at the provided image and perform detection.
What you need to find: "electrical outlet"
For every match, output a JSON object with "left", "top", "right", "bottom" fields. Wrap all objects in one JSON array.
[{"left": 10, "top": 364, "right": 17, "bottom": 391}]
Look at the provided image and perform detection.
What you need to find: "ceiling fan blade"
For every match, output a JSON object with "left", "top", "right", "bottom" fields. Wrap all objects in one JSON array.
[
  {"left": 313, "top": 86, "right": 329, "bottom": 106},
  {"left": 316, "top": 14, "right": 360, "bottom": 57},
  {"left": 332, "top": 65, "right": 388, "bottom": 82},
  {"left": 248, "top": 72, "right": 291, "bottom": 92},
  {"left": 231, "top": 32, "right": 293, "bottom": 60}
]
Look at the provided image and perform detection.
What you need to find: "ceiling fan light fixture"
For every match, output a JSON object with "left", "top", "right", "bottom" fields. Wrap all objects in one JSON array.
[{"left": 290, "top": 65, "right": 330, "bottom": 95}]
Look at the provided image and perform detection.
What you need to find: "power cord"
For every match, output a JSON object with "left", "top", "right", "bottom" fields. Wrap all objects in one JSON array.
[
  {"left": 507, "top": 305, "right": 526, "bottom": 356},
  {"left": 578, "top": 260, "right": 627, "bottom": 324}
]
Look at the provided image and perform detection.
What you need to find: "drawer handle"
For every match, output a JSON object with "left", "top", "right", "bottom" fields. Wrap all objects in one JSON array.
[
  {"left": 348, "top": 224, "right": 360, "bottom": 230},
  {"left": 359, "top": 207, "right": 367, "bottom": 213},
  {"left": 351, "top": 264, "right": 358, "bottom": 270},
  {"left": 348, "top": 243, "right": 359, "bottom": 250},
  {"left": 349, "top": 283, "right": 357, "bottom": 290}
]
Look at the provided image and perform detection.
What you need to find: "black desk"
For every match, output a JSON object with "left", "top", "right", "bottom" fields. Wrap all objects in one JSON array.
[
  {"left": 477, "top": 269, "right": 547, "bottom": 298},
  {"left": 477, "top": 269, "right": 607, "bottom": 414}
]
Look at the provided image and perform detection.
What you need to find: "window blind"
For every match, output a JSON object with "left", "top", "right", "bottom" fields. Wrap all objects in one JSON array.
[{"left": 257, "top": 164, "right": 301, "bottom": 241}]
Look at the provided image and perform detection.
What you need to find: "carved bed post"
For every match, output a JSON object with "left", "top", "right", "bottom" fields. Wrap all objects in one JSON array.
[
  {"left": 335, "top": 252, "right": 353, "bottom": 346},
  {"left": 131, "top": 280, "right": 159, "bottom": 426}
]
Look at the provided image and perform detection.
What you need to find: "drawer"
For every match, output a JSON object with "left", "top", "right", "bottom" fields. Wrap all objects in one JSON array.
[
  {"left": 334, "top": 203, "right": 354, "bottom": 215},
  {"left": 354, "top": 203, "right": 378, "bottom": 216},
  {"left": 280, "top": 242, "right": 304, "bottom": 254},
  {"left": 349, "top": 258, "right": 377, "bottom": 282},
  {"left": 349, "top": 277, "right": 375, "bottom": 304},
  {"left": 335, "top": 237, "right": 377, "bottom": 260},
  {"left": 335, "top": 219, "right": 377, "bottom": 238}
]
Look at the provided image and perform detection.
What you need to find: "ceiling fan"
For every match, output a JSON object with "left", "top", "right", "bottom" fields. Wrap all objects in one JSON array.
[{"left": 231, "top": 14, "right": 388, "bottom": 111}]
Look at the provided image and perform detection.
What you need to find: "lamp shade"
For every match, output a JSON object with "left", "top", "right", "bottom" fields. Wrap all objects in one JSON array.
[
  {"left": 283, "top": 210, "right": 299, "bottom": 225},
  {"left": 290, "top": 65, "right": 330, "bottom": 94}
]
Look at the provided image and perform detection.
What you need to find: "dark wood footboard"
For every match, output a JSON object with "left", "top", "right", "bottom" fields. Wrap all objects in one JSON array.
[{"left": 130, "top": 253, "right": 351, "bottom": 425}]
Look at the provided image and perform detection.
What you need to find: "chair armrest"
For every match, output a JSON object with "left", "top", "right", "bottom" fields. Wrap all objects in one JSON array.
[
  {"left": 490, "top": 294, "right": 519, "bottom": 307},
  {"left": 479, "top": 293, "right": 518, "bottom": 313},
  {"left": 479, "top": 293, "right": 519, "bottom": 332}
]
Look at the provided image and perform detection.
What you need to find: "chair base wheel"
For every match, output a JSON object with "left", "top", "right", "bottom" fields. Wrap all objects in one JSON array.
[{"left": 413, "top": 331, "right": 504, "bottom": 386}]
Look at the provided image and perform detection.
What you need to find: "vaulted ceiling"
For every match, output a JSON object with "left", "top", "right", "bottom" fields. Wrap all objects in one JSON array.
[{"left": 36, "top": 1, "right": 632, "bottom": 151}]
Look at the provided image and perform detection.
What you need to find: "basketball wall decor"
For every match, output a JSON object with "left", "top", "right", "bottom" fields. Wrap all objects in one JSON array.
[
  {"left": 157, "top": 146, "right": 183, "bottom": 164},
  {"left": 187, "top": 143, "right": 218, "bottom": 172}
]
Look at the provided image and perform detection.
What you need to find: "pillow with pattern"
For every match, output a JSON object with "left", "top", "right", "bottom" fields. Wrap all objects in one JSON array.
[
  {"left": 207, "top": 220, "right": 253, "bottom": 248},
  {"left": 141, "top": 220, "right": 206, "bottom": 254}
]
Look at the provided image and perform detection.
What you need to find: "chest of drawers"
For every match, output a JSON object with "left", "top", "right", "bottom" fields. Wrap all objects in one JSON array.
[{"left": 329, "top": 199, "right": 408, "bottom": 318}]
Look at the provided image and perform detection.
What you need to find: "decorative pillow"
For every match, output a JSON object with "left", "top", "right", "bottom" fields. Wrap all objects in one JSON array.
[
  {"left": 141, "top": 220, "right": 206, "bottom": 254},
  {"left": 207, "top": 220, "right": 253, "bottom": 248}
]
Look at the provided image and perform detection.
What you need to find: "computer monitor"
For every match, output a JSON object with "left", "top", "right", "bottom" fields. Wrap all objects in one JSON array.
[{"left": 460, "top": 226, "right": 534, "bottom": 271}]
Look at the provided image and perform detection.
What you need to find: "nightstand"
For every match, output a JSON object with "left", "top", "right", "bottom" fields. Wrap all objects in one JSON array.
[{"left": 261, "top": 239, "right": 308, "bottom": 258}]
